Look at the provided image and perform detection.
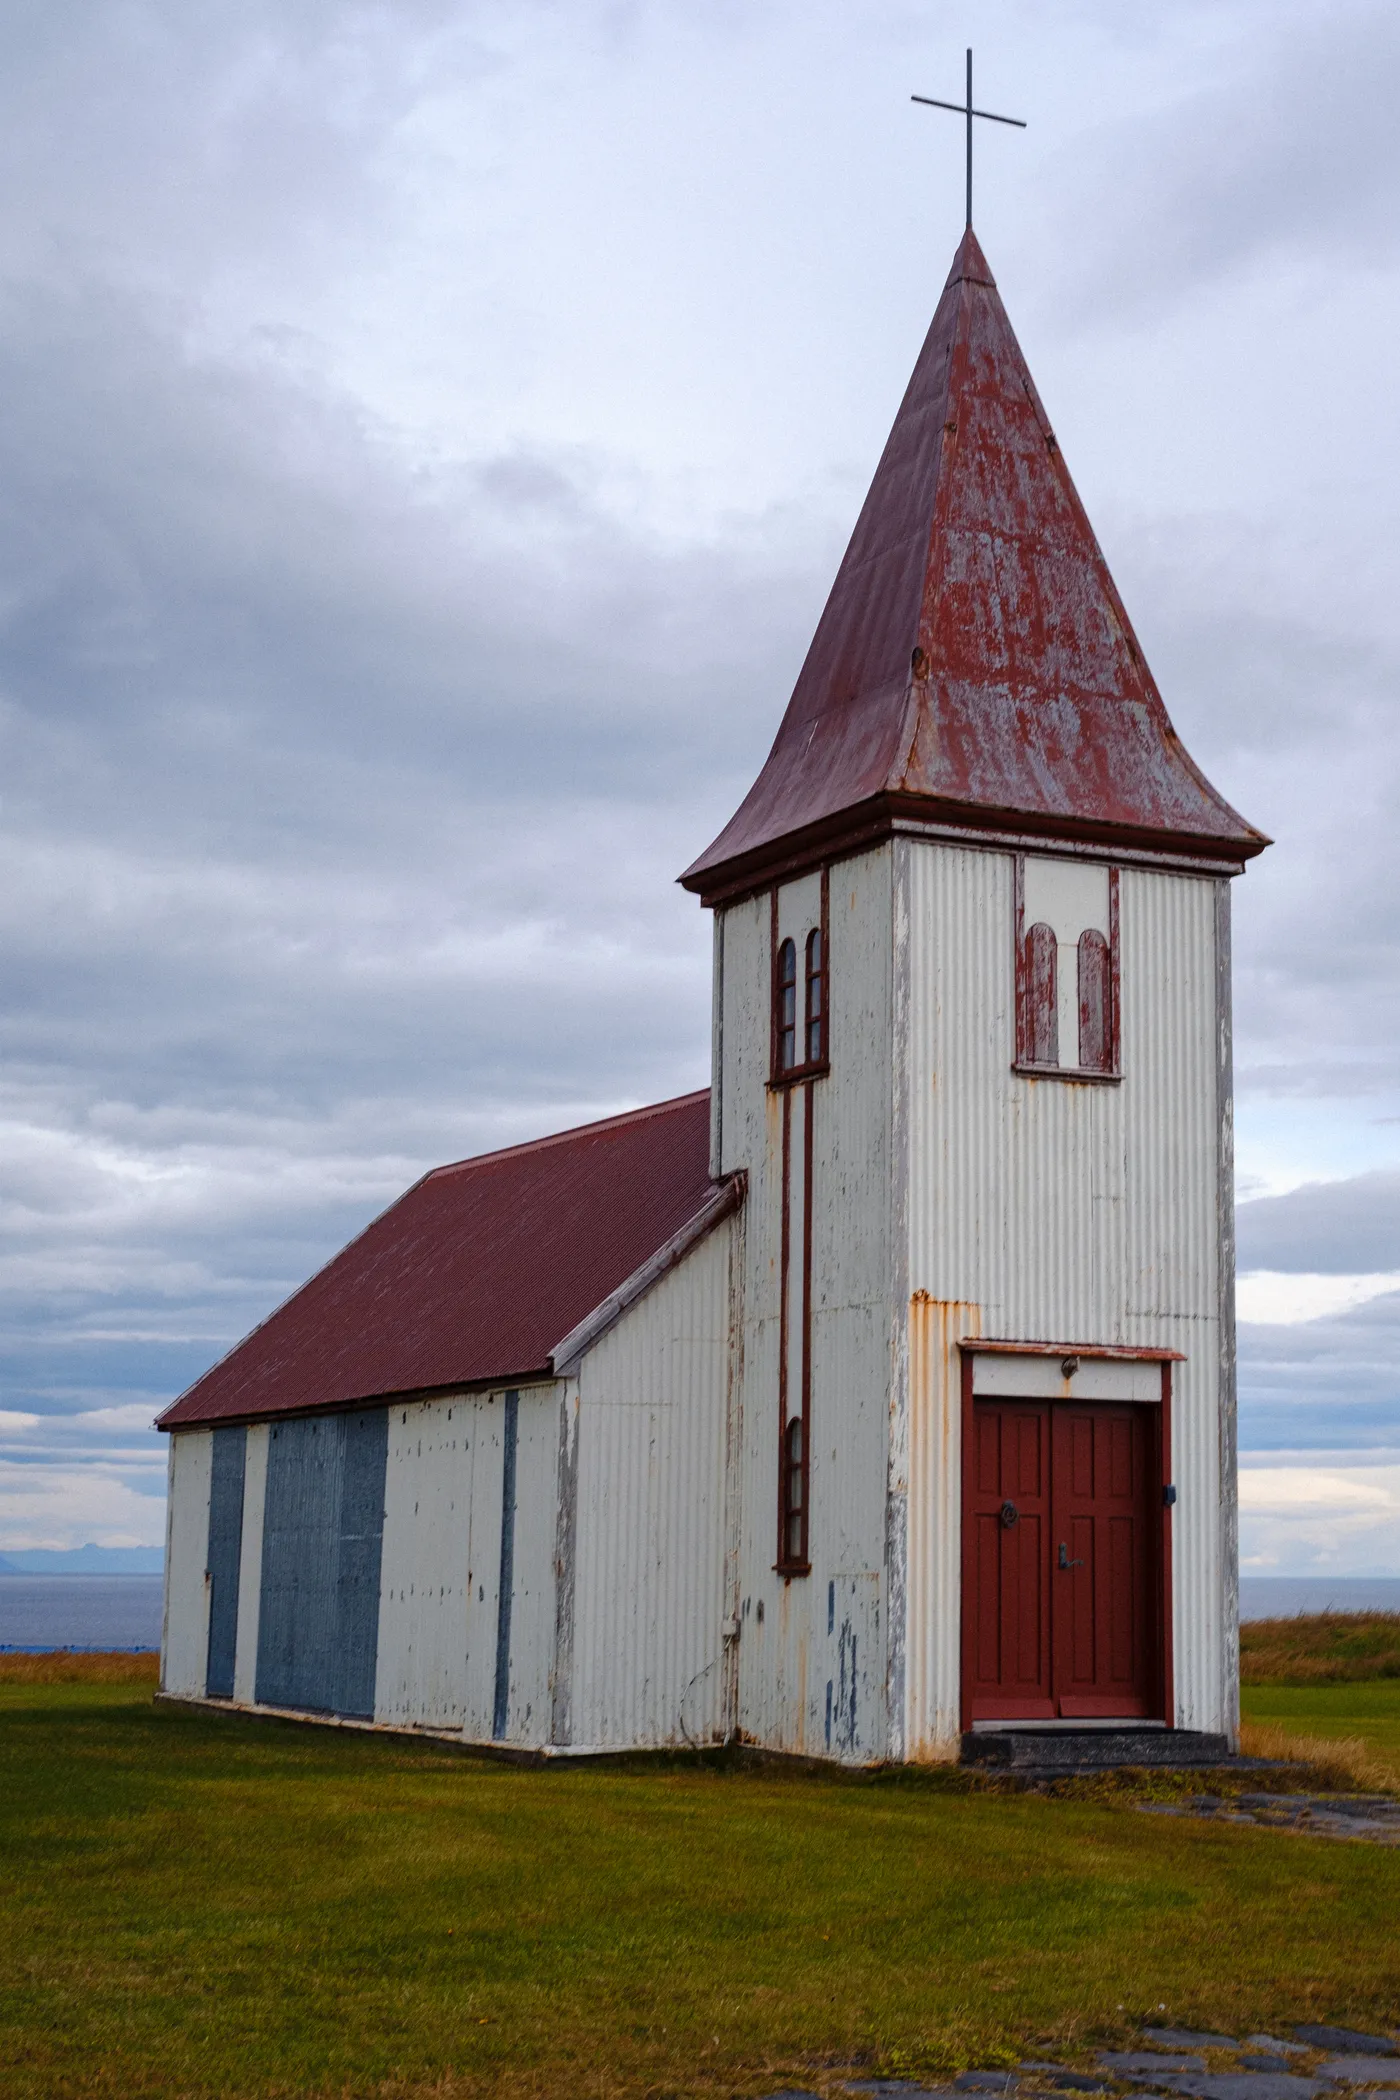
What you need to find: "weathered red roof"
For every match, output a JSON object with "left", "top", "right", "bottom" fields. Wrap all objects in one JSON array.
[
  {"left": 682, "top": 229, "right": 1267, "bottom": 902},
  {"left": 158, "top": 1092, "right": 718, "bottom": 1428}
]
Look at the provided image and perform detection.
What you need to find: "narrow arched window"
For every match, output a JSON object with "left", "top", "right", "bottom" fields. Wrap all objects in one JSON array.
[
  {"left": 1024, "top": 921, "right": 1058, "bottom": 1066},
  {"left": 804, "top": 927, "right": 825, "bottom": 1066},
  {"left": 775, "top": 937, "right": 797, "bottom": 1073},
  {"left": 1078, "top": 927, "right": 1113, "bottom": 1073},
  {"left": 782, "top": 1413, "right": 807, "bottom": 1567}
]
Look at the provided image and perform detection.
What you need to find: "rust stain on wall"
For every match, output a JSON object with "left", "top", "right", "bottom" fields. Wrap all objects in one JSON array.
[{"left": 907, "top": 1290, "right": 980, "bottom": 1762}]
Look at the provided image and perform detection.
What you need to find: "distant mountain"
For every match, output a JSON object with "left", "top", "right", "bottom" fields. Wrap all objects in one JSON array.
[{"left": 0, "top": 1545, "right": 164, "bottom": 1575}]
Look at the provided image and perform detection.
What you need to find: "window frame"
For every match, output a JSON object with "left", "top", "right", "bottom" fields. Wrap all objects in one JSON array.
[
  {"left": 768, "top": 869, "right": 831, "bottom": 1087},
  {"left": 1012, "top": 856, "right": 1122, "bottom": 1083}
]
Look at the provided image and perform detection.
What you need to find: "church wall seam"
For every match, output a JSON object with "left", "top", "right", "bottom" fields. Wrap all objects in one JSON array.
[
  {"left": 1215, "top": 878, "right": 1240, "bottom": 1747},
  {"left": 885, "top": 837, "right": 912, "bottom": 1763},
  {"left": 549, "top": 1382, "right": 579, "bottom": 1747}
]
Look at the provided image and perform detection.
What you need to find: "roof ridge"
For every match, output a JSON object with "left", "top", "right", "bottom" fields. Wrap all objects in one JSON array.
[{"left": 426, "top": 1088, "right": 711, "bottom": 1181}]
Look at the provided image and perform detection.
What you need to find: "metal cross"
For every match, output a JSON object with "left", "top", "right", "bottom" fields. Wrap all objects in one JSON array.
[{"left": 911, "top": 48, "right": 1026, "bottom": 229}]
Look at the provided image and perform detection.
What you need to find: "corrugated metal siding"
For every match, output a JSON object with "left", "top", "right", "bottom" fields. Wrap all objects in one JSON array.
[
  {"left": 899, "top": 839, "right": 1227, "bottom": 1753},
  {"left": 377, "top": 1395, "right": 501, "bottom": 1732},
  {"left": 161, "top": 1429, "right": 212, "bottom": 1697},
  {"left": 569, "top": 1222, "right": 732, "bottom": 1749},
  {"left": 204, "top": 1425, "right": 246, "bottom": 1698},
  {"left": 504, "top": 1390, "right": 560, "bottom": 1746},
  {"left": 256, "top": 1409, "right": 388, "bottom": 1718},
  {"left": 1122, "top": 865, "right": 1229, "bottom": 1735},
  {"left": 719, "top": 850, "right": 895, "bottom": 1763},
  {"left": 233, "top": 1425, "right": 267, "bottom": 1706},
  {"left": 374, "top": 1385, "right": 559, "bottom": 1743}
]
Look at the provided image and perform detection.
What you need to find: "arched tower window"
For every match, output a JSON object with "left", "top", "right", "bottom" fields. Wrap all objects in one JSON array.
[
  {"left": 775, "top": 937, "right": 797, "bottom": 1073},
  {"left": 804, "top": 927, "right": 825, "bottom": 1066},
  {"left": 781, "top": 1413, "right": 806, "bottom": 1568},
  {"left": 1023, "top": 921, "right": 1058, "bottom": 1066},
  {"left": 1078, "top": 927, "right": 1113, "bottom": 1074}
]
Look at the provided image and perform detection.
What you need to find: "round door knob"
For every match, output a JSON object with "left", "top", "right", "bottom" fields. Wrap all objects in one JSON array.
[{"left": 1000, "top": 1500, "right": 1018, "bottom": 1528}]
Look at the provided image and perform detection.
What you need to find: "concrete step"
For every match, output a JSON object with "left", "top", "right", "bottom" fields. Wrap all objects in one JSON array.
[{"left": 962, "top": 1727, "right": 1234, "bottom": 1774}]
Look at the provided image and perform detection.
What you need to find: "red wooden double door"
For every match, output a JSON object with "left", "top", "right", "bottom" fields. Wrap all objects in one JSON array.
[{"left": 962, "top": 1399, "right": 1165, "bottom": 1723}]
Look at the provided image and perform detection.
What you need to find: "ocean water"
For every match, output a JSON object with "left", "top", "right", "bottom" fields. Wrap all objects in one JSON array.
[{"left": 0, "top": 1575, "right": 164, "bottom": 1651}]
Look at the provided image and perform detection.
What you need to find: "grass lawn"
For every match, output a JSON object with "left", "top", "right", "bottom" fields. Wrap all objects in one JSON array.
[
  {"left": 1240, "top": 1679, "right": 1400, "bottom": 1784},
  {"left": 3, "top": 1670, "right": 1400, "bottom": 2100}
]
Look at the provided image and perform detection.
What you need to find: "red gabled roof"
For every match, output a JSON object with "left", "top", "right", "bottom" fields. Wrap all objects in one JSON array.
[
  {"left": 682, "top": 230, "right": 1267, "bottom": 901},
  {"left": 158, "top": 1091, "right": 718, "bottom": 1428}
]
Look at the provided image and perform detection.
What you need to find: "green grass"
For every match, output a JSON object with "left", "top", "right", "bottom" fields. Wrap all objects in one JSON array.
[
  {"left": 3, "top": 1681, "right": 1400, "bottom": 2100},
  {"left": 1240, "top": 1678, "right": 1400, "bottom": 1781},
  {"left": 1241, "top": 1613, "right": 1400, "bottom": 1684}
]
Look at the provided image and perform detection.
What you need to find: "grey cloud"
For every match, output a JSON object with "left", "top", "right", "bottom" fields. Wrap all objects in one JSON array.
[
  {"left": 1240, "top": 1288, "right": 1400, "bottom": 1452},
  {"left": 1238, "top": 1172, "right": 1400, "bottom": 1276},
  {"left": 1054, "top": 0, "right": 1400, "bottom": 317}
]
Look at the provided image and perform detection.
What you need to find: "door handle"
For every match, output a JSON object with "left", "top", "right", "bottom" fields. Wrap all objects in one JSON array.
[{"left": 1057, "top": 1541, "right": 1084, "bottom": 1570}]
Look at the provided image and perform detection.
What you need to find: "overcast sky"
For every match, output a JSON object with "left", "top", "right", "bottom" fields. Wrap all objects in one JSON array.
[{"left": 2, "top": 0, "right": 1399, "bottom": 1577}]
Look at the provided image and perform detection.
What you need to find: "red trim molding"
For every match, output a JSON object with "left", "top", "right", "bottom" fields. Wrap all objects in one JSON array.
[
  {"left": 960, "top": 1339, "right": 1185, "bottom": 1362},
  {"left": 1159, "top": 1358, "right": 1176, "bottom": 1726}
]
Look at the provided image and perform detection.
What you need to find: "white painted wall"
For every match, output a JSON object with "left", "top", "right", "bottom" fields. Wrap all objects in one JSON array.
[
  {"left": 376, "top": 1389, "right": 513, "bottom": 1736},
  {"left": 504, "top": 1389, "right": 561, "bottom": 1746},
  {"left": 717, "top": 848, "right": 895, "bottom": 1762},
  {"left": 567, "top": 1219, "right": 732, "bottom": 1748},
  {"left": 161, "top": 1429, "right": 213, "bottom": 1698}
]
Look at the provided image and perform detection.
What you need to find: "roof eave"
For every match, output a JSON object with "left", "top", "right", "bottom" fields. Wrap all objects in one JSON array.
[{"left": 680, "top": 790, "right": 1271, "bottom": 907}]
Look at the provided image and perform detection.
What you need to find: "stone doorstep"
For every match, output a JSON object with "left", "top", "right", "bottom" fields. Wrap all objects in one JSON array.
[{"left": 962, "top": 1730, "right": 1234, "bottom": 1775}]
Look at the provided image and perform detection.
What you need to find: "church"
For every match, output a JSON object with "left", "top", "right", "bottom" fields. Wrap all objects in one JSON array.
[{"left": 157, "top": 225, "right": 1268, "bottom": 1766}]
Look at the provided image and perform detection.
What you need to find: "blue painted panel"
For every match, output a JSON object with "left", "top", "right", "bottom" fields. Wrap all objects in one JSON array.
[
  {"left": 256, "top": 1409, "right": 387, "bottom": 1718},
  {"left": 335, "top": 1407, "right": 388, "bottom": 1720},
  {"left": 205, "top": 1425, "right": 246, "bottom": 1699}
]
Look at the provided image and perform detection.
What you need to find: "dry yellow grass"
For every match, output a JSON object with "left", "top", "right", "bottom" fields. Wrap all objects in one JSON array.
[
  {"left": 0, "top": 1648, "right": 159, "bottom": 1684},
  {"left": 1238, "top": 1716, "right": 1400, "bottom": 1791}
]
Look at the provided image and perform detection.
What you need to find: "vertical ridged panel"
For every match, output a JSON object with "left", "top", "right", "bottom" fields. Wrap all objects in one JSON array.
[
  {"left": 721, "top": 849, "right": 895, "bottom": 1762},
  {"left": 570, "top": 1221, "right": 732, "bottom": 1748},
  {"left": 902, "top": 841, "right": 1226, "bottom": 1752},
  {"left": 204, "top": 1425, "right": 246, "bottom": 1698},
  {"left": 374, "top": 1385, "right": 559, "bottom": 1744},
  {"left": 233, "top": 1425, "right": 267, "bottom": 1706},
  {"left": 505, "top": 1390, "right": 561, "bottom": 1747},
  {"left": 377, "top": 1393, "right": 503, "bottom": 1734},
  {"left": 1121, "top": 868, "right": 1224, "bottom": 1732},
  {"left": 256, "top": 1409, "right": 387, "bottom": 1718},
  {"left": 161, "top": 1429, "right": 212, "bottom": 1697}
]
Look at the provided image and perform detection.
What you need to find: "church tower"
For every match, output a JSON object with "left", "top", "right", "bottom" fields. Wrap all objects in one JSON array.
[{"left": 681, "top": 230, "right": 1268, "bottom": 1762}]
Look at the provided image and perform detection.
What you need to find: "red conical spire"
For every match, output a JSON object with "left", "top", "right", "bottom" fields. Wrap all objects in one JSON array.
[{"left": 682, "top": 230, "right": 1267, "bottom": 902}]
